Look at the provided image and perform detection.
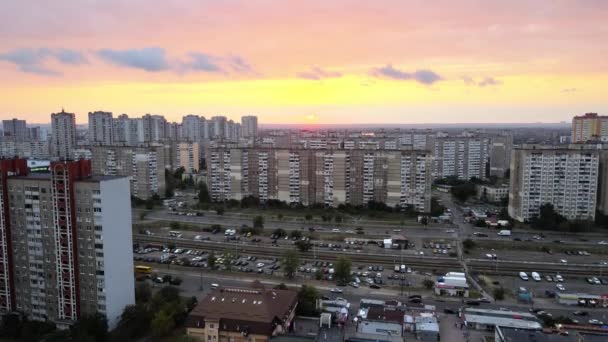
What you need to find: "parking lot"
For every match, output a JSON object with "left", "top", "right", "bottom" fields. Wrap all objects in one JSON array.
[
  {"left": 483, "top": 274, "right": 608, "bottom": 303},
  {"left": 472, "top": 245, "right": 608, "bottom": 265},
  {"left": 133, "top": 242, "right": 433, "bottom": 291}
]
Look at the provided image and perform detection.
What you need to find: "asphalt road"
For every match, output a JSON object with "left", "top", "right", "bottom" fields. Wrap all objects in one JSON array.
[{"left": 146, "top": 265, "right": 608, "bottom": 325}]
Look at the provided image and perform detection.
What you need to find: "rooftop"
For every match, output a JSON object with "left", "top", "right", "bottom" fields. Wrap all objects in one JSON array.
[
  {"left": 187, "top": 281, "right": 298, "bottom": 335},
  {"left": 463, "top": 308, "right": 542, "bottom": 330},
  {"left": 363, "top": 306, "right": 403, "bottom": 324},
  {"left": 497, "top": 327, "right": 573, "bottom": 342}
]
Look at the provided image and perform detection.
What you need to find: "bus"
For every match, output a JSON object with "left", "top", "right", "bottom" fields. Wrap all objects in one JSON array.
[
  {"left": 168, "top": 231, "right": 183, "bottom": 238},
  {"left": 135, "top": 265, "right": 152, "bottom": 274}
]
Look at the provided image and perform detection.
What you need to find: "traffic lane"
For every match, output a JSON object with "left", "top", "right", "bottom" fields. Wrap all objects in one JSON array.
[
  {"left": 139, "top": 226, "right": 449, "bottom": 257},
  {"left": 145, "top": 211, "right": 456, "bottom": 238},
  {"left": 144, "top": 267, "right": 608, "bottom": 323}
]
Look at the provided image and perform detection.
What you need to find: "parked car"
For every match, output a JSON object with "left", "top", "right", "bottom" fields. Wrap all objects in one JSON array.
[{"left": 556, "top": 284, "right": 566, "bottom": 291}]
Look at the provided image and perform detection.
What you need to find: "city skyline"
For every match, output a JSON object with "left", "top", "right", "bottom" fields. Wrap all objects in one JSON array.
[{"left": 1, "top": 1, "right": 607, "bottom": 124}]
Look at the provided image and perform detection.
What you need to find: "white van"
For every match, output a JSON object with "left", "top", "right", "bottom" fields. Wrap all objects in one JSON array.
[
  {"left": 531, "top": 272, "right": 541, "bottom": 281},
  {"left": 497, "top": 230, "right": 512, "bottom": 236},
  {"left": 210, "top": 283, "right": 219, "bottom": 290},
  {"left": 519, "top": 272, "right": 529, "bottom": 281}
]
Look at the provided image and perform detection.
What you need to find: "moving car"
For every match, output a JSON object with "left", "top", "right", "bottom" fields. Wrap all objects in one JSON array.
[{"left": 330, "top": 288, "right": 343, "bottom": 293}]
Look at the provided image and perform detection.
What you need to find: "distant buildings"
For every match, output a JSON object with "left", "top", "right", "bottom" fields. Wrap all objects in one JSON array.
[
  {"left": 431, "top": 135, "right": 489, "bottom": 181},
  {"left": 51, "top": 109, "right": 77, "bottom": 159},
  {"left": 2, "top": 119, "right": 27, "bottom": 142},
  {"left": 0, "top": 159, "right": 134, "bottom": 329},
  {"left": 89, "top": 145, "right": 167, "bottom": 199},
  {"left": 241, "top": 115, "right": 258, "bottom": 138},
  {"left": 88, "top": 111, "right": 114, "bottom": 145},
  {"left": 207, "top": 147, "right": 432, "bottom": 212},
  {"left": 508, "top": 145, "right": 599, "bottom": 222},
  {"left": 186, "top": 282, "right": 298, "bottom": 341},
  {"left": 571, "top": 113, "right": 608, "bottom": 143}
]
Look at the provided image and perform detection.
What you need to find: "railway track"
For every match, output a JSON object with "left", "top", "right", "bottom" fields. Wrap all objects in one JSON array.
[
  {"left": 467, "top": 259, "right": 607, "bottom": 277},
  {"left": 134, "top": 234, "right": 462, "bottom": 272}
]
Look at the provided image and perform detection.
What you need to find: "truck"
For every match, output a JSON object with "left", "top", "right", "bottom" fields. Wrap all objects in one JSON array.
[{"left": 497, "top": 230, "right": 511, "bottom": 236}]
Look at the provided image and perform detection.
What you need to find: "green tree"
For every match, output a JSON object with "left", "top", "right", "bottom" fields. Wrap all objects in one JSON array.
[
  {"left": 272, "top": 228, "right": 287, "bottom": 238},
  {"left": 462, "top": 239, "right": 476, "bottom": 250},
  {"left": 135, "top": 282, "right": 152, "bottom": 303},
  {"left": 198, "top": 182, "right": 210, "bottom": 204},
  {"left": 451, "top": 182, "right": 477, "bottom": 202},
  {"left": 215, "top": 206, "right": 225, "bottom": 216},
  {"left": 139, "top": 212, "right": 146, "bottom": 220},
  {"left": 422, "top": 279, "right": 435, "bottom": 290},
  {"left": 70, "top": 313, "right": 108, "bottom": 342},
  {"left": 114, "top": 304, "right": 152, "bottom": 340},
  {"left": 253, "top": 215, "right": 264, "bottom": 229},
  {"left": 223, "top": 253, "right": 235, "bottom": 271},
  {"left": 305, "top": 214, "right": 313, "bottom": 221},
  {"left": 289, "top": 230, "right": 303, "bottom": 239},
  {"left": 274, "top": 283, "right": 288, "bottom": 290},
  {"left": 282, "top": 250, "right": 299, "bottom": 279},
  {"left": 493, "top": 287, "right": 505, "bottom": 301},
  {"left": 315, "top": 268, "right": 324, "bottom": 280},
  {"left": 531, "top": 203, "right": 566, "bottom": 230},
  {"left": 334, "top": 215, "right": 343, "bottom": 223},
  {"left": 170, "top": 221, "right": 181, "bottom": 230},
  {"left": 295, "top": 240, "right": 312, "bottom": 252},
  {"left": 430, "top": 197, "right": 445, "bottom": 216},
  {"left": 334, "top": 256, "right": 351, "bottom": 284},
  {"left": 296, "top": 285, "right": 320, "bottom": 316},
  {"left": 151, "top": 310, "right": 175, "bottom": 337},
  {"left": 208, "top": 251, "right": 216, "bottom": 270}
]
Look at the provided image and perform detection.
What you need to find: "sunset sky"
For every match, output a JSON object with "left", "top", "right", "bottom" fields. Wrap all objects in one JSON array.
[{"left": 1, "top": 0, "right": 607, "bottom": 124}]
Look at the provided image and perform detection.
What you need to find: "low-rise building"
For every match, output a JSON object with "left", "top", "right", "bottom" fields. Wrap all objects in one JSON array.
[
  {"left": 356, "top": 306, "right": 403, "bottom": 337},
  {"left": 462, "top": 308, "right": 542, "bottom": 331},
  {"left": 186, "top": 282, "right": 298, "bottom": 342},
  {"left": 477, "top": 183, "right": 509, "bottom": 203},
  {"left": 495, "top": 326, "right": 573, "bottom": 342}
]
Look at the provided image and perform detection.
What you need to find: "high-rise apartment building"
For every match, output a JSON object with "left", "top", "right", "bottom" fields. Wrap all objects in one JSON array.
[
  {"left": 488, "top": 134, "right": 513, "bottom": 178},
  {"left": 0, "top": 141, "right": 50, "bottom": 160},
  {"left": 508, "top": 146, "right": 599, "bottom": 222},
  {"left": 2, "top": 119, "right": 27, "bottom": 142},
  {"left": 51, "top": 110, "right": 77, "bottom": 159},
  {"left": 210, "top": 116, "right": 227, "bottom": 140},
  {"left": 571, "top": 113, "right": 608, "bottom": 143},
  {"left": 28, "top": 127, "right": 41, "bottom": 141},
  {"left": 142, "top": 114, "right": 167, "bottom": 142},
  {"left": 0, "top": 159, "right": 134, "bottom": 329},
  {"left": 88, "top": 111, "right": 114, "bottom": 145},
  {"left": 175, "top": 142, "right": 200, "bottom": 174},
  {"left": 241, "top": 116, "right": 258, "bottom": 138},
  {"left": 182, "top": 115, "right": 204, "bottom": 142},
  {"left": 431, "top": 136, "right": 489, "bottom": 180},
  {"left": 208, "top": 148, "right": 431, "bottom": 212},
  {"left": 89, "top": 145, "right": 167, "bottom": 199}
]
